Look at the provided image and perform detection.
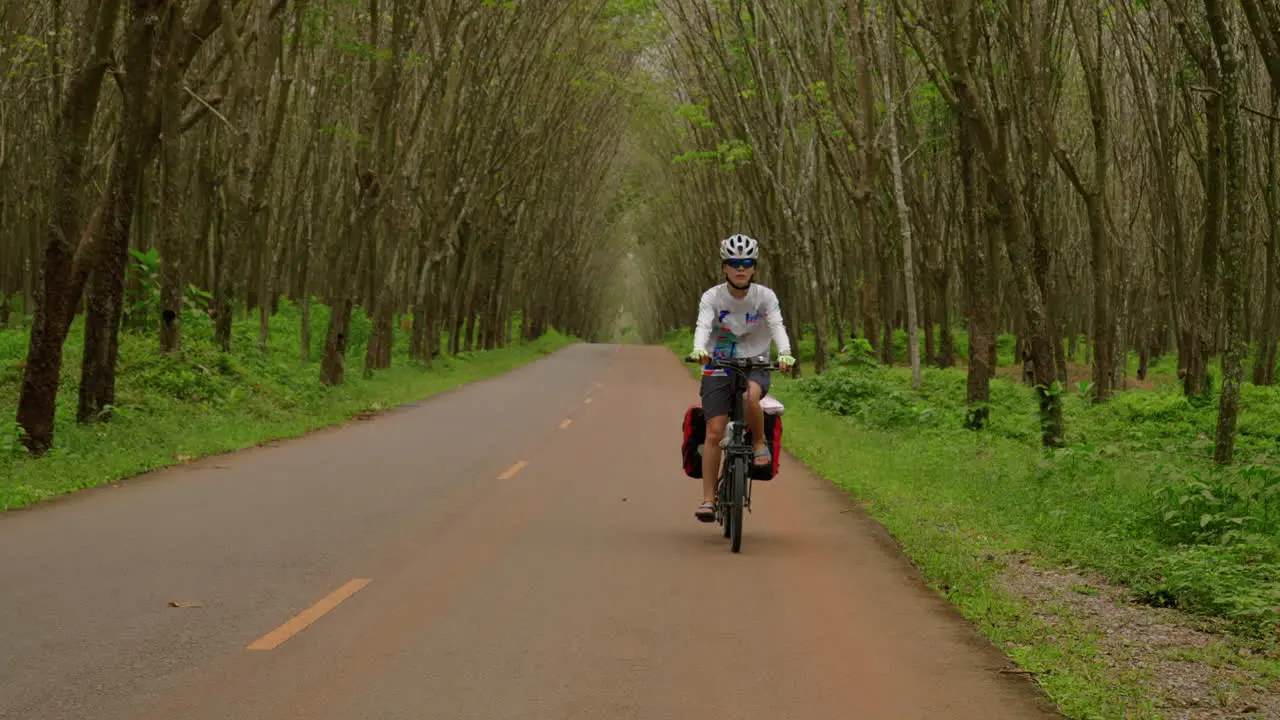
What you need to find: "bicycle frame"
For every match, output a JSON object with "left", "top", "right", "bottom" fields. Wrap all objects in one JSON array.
[
  {"left": 688, "top": 354, "right": 779, "bottom": 552},
  {"left": 720, "top": 362, "right": 754, "bottom": 508}
]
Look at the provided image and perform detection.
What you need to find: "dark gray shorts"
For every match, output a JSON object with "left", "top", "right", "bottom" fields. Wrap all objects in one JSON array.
[{"left": 699, "top": 370, "right": 771, "bottom": 419}]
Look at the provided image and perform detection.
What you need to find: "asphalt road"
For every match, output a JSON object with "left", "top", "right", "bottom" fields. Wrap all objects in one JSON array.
[{"left": 0, "top": 343, "right": 1060, "bottom": 719}]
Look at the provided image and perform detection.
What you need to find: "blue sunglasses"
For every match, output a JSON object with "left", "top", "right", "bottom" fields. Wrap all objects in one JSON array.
[{"left": 724, "top": 258, "right": 756, "bottom": 269}]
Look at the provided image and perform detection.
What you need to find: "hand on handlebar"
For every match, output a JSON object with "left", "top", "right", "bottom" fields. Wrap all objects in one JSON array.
[
  {"left": 687, "top": 349, "right": 711, "bottom": 364},
  {"left": 777, "top": 354, "right": 795, "bottom": 372}
]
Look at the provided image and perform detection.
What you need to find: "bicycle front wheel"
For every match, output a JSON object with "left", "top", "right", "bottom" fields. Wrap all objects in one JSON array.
[
  {"left": 729, "top": 455, "right": 746, "bottom": 553},
  {"left": 720, "top": 475, "right": 731, "bottom": 538}
]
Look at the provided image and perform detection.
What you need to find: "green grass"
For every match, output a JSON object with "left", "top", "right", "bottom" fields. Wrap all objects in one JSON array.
[
  {"left": 0, "top": 300, "right": 575, "bottom": 510},
  {"left": 796, "top": 321, "right": 1272, "bottom": 389},
  {"left": 665, "top": 328, "right": 1280, "bottom": 718}
]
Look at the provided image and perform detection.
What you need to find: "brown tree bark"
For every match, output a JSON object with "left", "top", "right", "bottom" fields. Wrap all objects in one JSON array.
[
  {"left": 959, "top": 119, "right": 993, "bottom": 429},
  {"left": 883, "top": 60, "right": 921, "bottom": 387},
  {"left": 1252, "top": 92, "right": 1279, "bottom": 386},
  {"left": 79, "top": 0, "right": 167, "bottom": 423},
  {"left": 850, "top": 0, "right": 880, "bottom": 355},
  {"left": 157, "top": 60, "right": 185, "bottom": 355},
  {"left": 1206, "top": 0, "right": 1247, "bottom": 464},
  {"left": 16, "top": 0, "right": 123, "bottom": 453},
  {"left": 1168, "top": 0, "right": 1223, "bottom": 398}
]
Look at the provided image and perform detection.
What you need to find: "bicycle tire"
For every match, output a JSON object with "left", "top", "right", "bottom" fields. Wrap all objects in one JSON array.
[
  {"left": 720, "top": 476, "right": 731, "bottom": 538},
  {"left": 729, "top": 455, "right": 746, "bottom": 553}
]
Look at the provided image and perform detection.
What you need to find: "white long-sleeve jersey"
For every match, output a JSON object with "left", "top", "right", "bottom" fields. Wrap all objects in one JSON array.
[{"left": 692, "top": 283, "right": 792, "bottom": 377}]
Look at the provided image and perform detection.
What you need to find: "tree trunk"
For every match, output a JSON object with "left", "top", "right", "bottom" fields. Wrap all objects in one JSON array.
[
  {"left": 410, "top": 306, "right": 427, "bottom": 362},
  {"left": 1253, "top": 92, "right": 1279, "bottom": 386},
  {"left": 1177, "top": 23, "right": 1224, "bottom": 398},
  {"left": 923, "top": 289, "right": 936, "bottom": 365},
  {"left": 16, "top": 0, "right": 123, "bottom": 453},
  {"left": 851, "top": 0, "right": 878, "bottom": 356},
  {"left": 1087, "top": 194, "right": 1115, "bottom": 402},
  {"left": 77, "top": 262, "right": 127, "bottom": 424},
  {"left": 320, "top": 191, "right": 376, "bottom": 385},
  {"left": 835, "top": 312, "right": 846, "bottom": 355},
  {"left": 1053, "top": 310, "right": 1069, "bottom": 385},
  {"left": 1208, "top": 0, "right": 1246, "bottom": 464},
  {"left": 881, "top": 311, "right": 894, "bottom": 365},
  {"left": 959, "top": 121, "right": 993, "bottom": 429},
  {"left": 410, "top": 253, "right": 436, "bottom": 362},
  {"left": 300, "top": 294, "right": 311, "bottom": 362},
  {"left": 364, "top": 241, "right": 400, "bottom": 375},
  {"left": 298, "top": 221, "right": 312, "bottom": 362},
  {"left": 885, "top": 76, "right": 920, "bottom": 388},
  {"left": 937, "top": 277, "right": 955, "bottom": 368},
  {"left": 156, "top": 37, "right": 183, "bottom": 356},
  {"left": 78, "top": 81, "right": 154, "bottom": 425},
  {"left": 320, "top": 298, "right": 353, "bottom": 385},
  {"left": 376, "top": 302, "right": 394, "bottom": 369},
  {"left": 213, "top": 206, "right": 235, "bottom": 353},
  {"left": 427, "top": 289, "right": 443, "bottom": 358},
  {"left": 860, "top": 282, "right": 879, "bottom": 351},
  {"left": 801, "top": 235, "right": 829, "bottom": 373},
  {"left": 463, "top": 290, "right": 478, "bottom": 352},
  {"left": 446, "top": 230, "right": 472, "bottom": 355}
]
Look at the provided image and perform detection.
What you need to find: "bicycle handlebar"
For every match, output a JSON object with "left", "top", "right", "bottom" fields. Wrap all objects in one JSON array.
[{"left": 685, "top": 354, "right": 781, "bottom": 373}]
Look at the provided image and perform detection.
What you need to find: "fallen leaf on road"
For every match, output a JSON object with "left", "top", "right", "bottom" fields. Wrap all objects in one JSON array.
[{"left": 168, "top": 601, "right": 203, "bottom": 608}]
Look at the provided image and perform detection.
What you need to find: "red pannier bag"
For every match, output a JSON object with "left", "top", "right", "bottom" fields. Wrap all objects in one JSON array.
[
  {"left": 681, "top": 404, "right": 784, "bottom": 481},
  {"left": 681, "top": 405, "right": 706, "bottom": 478}
]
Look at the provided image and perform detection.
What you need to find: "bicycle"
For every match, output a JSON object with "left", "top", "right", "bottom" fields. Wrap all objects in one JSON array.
[{"left": 686, "top": 354, "right": 780, "bottom": 553}]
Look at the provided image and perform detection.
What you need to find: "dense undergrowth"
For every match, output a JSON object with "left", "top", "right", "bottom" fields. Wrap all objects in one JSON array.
[
  {"left": 666, "top": 327, "right": 1280, "bottom": 640},
  {"left": 0, "top": 301, "right": 573, "bottom": 509}
]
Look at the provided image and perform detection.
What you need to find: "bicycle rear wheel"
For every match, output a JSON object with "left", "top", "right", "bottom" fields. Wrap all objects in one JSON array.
[{"left": 729, "top": 456, "right": 746, "bottom": 553}]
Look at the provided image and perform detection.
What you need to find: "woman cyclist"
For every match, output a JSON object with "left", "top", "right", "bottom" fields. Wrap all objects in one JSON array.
[{"left": 685, "top": 234, "right": 795, "bottom": 522}]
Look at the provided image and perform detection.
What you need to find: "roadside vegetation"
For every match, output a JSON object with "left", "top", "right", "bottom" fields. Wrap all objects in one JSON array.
[{"left": 0, "top": 304, "right": 572, "bottom": 510}]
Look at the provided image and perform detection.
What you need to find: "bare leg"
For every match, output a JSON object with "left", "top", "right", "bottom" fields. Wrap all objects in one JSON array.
[
  {"left": 702, "top": 415, "right": 727, "bottom": 504},
  {"left": 746, "top": 381, "right": 768, "bottom": 465}
]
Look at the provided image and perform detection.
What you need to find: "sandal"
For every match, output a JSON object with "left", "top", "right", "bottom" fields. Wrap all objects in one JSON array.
[
  {"left": 752, "top": 446, "right": 772, "bottom": 467},
  {"left": 694, "top": 502, "right": 715, "bottom": 522}
]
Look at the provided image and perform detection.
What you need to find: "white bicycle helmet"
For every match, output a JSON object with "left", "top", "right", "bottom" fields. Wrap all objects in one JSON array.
[{"left": 720, "top": 234, "right": 759, "bottom": 260}]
